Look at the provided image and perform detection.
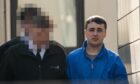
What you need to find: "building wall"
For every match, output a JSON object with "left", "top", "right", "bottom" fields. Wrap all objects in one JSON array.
[
  {"left": 0, "top": 0, "right": 6, "bottom": 45},
  {"left": 5, "top": 0, "right": 11, "bottom": 41},
  {"left": 117, "top": 0, "right": 140, "bottom": 83},
  {"left": 0, "top": 0, "right": 11, "bottom": 45}
]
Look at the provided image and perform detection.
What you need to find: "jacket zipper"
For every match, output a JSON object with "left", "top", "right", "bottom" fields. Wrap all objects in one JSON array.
[
  {"left": 38, "top": 64, "right": 42, "bottom": 80},
  {"left": 90, "top": 61, "right": 94, "bottom": 83}
]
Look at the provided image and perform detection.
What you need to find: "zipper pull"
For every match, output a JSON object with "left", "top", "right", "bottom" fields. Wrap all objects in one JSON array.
[{"left": 91, "top": 64, "right": 94, "bottom": 69}]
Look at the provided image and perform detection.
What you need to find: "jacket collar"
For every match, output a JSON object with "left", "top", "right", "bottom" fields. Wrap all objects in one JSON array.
[{"left": 82, "top": 40, "right": 108, "bottom": 60}]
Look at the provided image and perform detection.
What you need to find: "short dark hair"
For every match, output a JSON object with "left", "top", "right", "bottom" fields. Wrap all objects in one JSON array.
[
  {"left": 85, "top": 15, "right": 107, "bottom": 30},
  {"left": 17, "top": 6, "right": 41, "bottom": 21},
  {"left": 32, "top": 15, "right": 53, "bottom": 28}
]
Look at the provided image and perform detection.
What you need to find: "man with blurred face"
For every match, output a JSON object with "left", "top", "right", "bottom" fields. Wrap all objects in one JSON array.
[
  {"left": 0, "top": 15, "right": 67, "bottom": 81},
  {"left": 67, "top": 15, "right": 128, "bottom": 84}
]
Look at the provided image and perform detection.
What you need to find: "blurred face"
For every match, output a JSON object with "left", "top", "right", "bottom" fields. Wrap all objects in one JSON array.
[
  {"left": 21, "top": 20, "right": 34, "bottom": 35},
  {"left": 85, "top": 22, "right": 106, "bottom": 47},
  {"left": 28, "top": 26, "right": 49, "bottom": 46}
]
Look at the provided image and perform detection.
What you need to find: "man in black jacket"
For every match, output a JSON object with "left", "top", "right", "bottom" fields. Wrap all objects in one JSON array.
[{"left": 0, "top": 8, "right": 67, "bottom": 81}]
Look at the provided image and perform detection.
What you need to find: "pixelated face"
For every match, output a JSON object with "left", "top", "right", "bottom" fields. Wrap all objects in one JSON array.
[
  {"left": 18, "top": 6, "right": 42, "bottom": 35},
  {"left": 28, "top": 26, "right": 49, "bottom": 45},
  {"left": 85, "top": 22, "right": 106, "bottom": 47},
  {"left": 21, "top": 20, "right": 35, "bottom": 35}
]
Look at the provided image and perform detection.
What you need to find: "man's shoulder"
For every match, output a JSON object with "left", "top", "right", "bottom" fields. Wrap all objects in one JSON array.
[
  {"left": 106, "top": 48, "right": 119, "bottom": 57},
  {"left": 49, "top": 41, "right": 67, "bottom": 56},
  {"left": 0, "top": 36, "right": 21, "bottom": 49},
  {"left": 67, "top": 48, "right": 83, "bottom": 63},
  {"left": 67, "top": 47, "right": 83, "bottom": 59},
  {"left": 49, "top": 41, "right": 65, "bottom": 51},
  {"left": 105, "top": 48, "right": 120, "bottom": 63},
  {"left": 2, "top": 36, "right": 21, "bottom": 45},
  {"left": 49, "top": 41, "right": 64, "bottom": 50},
  {"left": 2, "top": 43, "right": 28, "bottom": 61},
  {"left": 5, "top": 42, "right": 27, "bottom": 54}
]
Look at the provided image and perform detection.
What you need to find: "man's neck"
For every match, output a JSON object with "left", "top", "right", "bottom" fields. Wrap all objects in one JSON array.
[
  {"left": 86, "top": 43, "right": 103, "bottom": 56},
  {"left": 36, "top": 43, "right": 49, "bottom": 49}
]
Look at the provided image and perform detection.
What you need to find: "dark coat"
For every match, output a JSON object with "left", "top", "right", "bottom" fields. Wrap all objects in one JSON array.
[
  {"left": 0, "top": 37, "right": 22, "bottom": 63},
  {"left": 0, "top": 42, "right": 67, "bottom": 81}
]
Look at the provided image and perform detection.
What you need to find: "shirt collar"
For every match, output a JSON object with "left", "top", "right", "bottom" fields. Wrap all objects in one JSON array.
[
  {"left": 83, "top": 40, "right": 107, "bottom": 60},
  {"left": 28, "top": 40, "right": 48, "bottom": 59}
]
